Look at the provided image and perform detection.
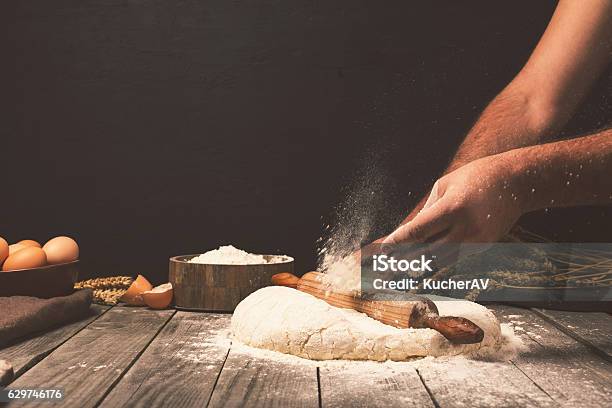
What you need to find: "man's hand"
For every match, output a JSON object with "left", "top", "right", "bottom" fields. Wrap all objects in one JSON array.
[
  {"left": 384, "top": 127, "right": 612, "bottom": 246},
  {"left": 383, "top": 156, "right": 523, "bottom": 245},
  {"left": 381, "top": 0, "right": 611, "bottom": 244}
]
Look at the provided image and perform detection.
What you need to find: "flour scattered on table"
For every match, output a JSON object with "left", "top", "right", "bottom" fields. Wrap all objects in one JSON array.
[
  {"left": 188, "top": 245, "right": 287, "bottom": 265},
  {"left": 172, "top": 320, "right": 233, "bottom": 364},
  {"left": 229, "top": 338, "right": 522, "bottom": 377}
]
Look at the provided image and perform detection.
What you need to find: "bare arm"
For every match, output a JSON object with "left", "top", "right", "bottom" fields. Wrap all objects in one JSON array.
[
  {"left": 399, "top": 0, "right": 612, "bottom": 225},
  {"left": 514, "top": 128, "right": 612, "bottom": 212},
  {"left": 384, "top": 127, "right": 612, "bottom": 245}
]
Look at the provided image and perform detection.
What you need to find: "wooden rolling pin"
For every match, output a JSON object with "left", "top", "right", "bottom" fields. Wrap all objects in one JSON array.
[{"left": 272, "top": 271, "right": 484, "bottom": 344}]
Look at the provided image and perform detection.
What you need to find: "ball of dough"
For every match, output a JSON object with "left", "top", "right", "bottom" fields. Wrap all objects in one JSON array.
[{"left": 231, "top": 286, "right": 502, "bottom": 361}]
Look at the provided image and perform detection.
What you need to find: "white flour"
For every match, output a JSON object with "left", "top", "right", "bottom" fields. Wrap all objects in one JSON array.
[
  {"left": 320, "top": 255, "right": 362, "bottom": 292},
  {"left": 189, "top": 245, "right": 286, "bottom": 265}
]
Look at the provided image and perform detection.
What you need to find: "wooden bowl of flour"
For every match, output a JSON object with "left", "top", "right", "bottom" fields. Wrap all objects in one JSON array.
[{"left": 169, "top": 252, "right": 294, "bottom": 312}]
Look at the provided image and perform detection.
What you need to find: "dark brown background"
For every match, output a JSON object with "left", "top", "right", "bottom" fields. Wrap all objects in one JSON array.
[{"left": 3, "top": 1, "right": 610, "bottom": 283}]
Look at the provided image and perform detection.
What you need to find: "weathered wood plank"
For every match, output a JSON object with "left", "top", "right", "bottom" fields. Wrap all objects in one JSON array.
[
  {"left": 98, "top": 312, "right": 231, "bottom": 408},
  {"left": 532, "top": 308, "right": 612, "bottom": 359},
  {"left": 0, "top": 304, "right": 108, "bottom": 380},
  {"left": 415, "top": 357, "right": 555, "bottom": 408},
  {"left": 319, "top": 362, "right": 434, "bottom": 408},
  {"left": 0, "top": 359, "right": 13, "bottom": 386},
  {"left": 5, "top": 307, "right": 174, "bottom": 408},
  {"left": 492, "top": 305, "right": 612, "bottom": 408},
  {"left": 207, "top": 346, "right": 319, "bottom": 408}
]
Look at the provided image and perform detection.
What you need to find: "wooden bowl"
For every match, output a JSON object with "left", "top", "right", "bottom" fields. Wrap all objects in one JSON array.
[
  {"left": 0, "top": 261, "right": 79, "bottom": 298},
  {"left": 169, "top": 254, "right": 294, "bottom": 311}
]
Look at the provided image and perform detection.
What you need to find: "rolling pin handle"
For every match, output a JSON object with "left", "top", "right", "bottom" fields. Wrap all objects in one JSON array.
[
  {"left": 424, "top": 315, "right": 485, "bottom": 344},
  {"left": 271, "top": 272, "right": 300, "bottom": 288}
]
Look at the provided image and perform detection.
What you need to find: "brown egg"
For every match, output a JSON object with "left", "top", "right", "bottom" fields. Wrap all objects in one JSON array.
[
  {"left": 142, "top": 283, "right": 173, "bottom": 309},
  {"left": 121, "top": 275, "right": 153, "bottom": 306},
  {"left": 8, "top": 243, "right": 26, "bottom": 256},
  {"left": 18, "top": 239, "right": 41, "bottom": 248},
  {"left": 2, "top": 247, "right": 47, "bottom": 271},
  {"left": 42, "top": 236, "right": 79, "bottom": 265},
  {"left": 0, "top": 237, "right": 8, "bottom": 265}
]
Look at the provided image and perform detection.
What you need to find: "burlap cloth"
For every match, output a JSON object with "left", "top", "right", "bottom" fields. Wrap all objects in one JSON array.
[{"left": 0, "top": 289, "right": 93, "bottom": 385}]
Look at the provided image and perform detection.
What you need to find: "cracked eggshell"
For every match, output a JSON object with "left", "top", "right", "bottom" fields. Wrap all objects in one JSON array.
[
  {"left": 121, "top": 275, "right": 153, "bottom": 306},
  {"left": 142, "top": 283, "right": 173, "bottom": 309}
]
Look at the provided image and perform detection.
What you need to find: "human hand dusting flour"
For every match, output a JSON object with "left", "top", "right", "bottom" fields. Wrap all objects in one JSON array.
[{"left": 381, "top": 1, "right": 612, "bottom": 246}]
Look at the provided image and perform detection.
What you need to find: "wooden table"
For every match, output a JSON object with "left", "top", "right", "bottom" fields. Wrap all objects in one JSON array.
[{"left": 1, "top": 305, "right": 611, "bottom": 407}]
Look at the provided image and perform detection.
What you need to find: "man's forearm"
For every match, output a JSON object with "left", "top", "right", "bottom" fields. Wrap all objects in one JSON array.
[
  {"left": 381, "top": 127, "right": 612, "bottom": 247},
  {"left": 502, "top": 127, "right": 612, "bottom": 212},
  {"left": 401, "top": 0, "right": 612, "bottom": 224},
  {"left": 380, "top": 0, "right": 612, "bottom": 244},
  {"left": 448, "top": 84, "right": 560, "bottom": 173},
  {"left": 451, "top": 0, "right": 612, "bottom": 172},
  {"left": 402, "top": 83, "right": 561, "bottom": 223}
]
